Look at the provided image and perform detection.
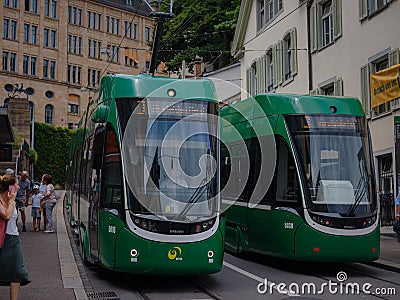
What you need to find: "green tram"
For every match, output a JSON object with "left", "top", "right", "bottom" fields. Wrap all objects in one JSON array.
[
  {"left": 220, "top": 94, "right": 379, "bottom": 262},
  {"left": 66, "top": 74, "right": 224, "bottom": 274}
]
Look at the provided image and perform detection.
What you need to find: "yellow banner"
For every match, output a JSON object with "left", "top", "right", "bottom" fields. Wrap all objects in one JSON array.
[{"left": 370, "top": 64, "right": 400, "bottom": 108}]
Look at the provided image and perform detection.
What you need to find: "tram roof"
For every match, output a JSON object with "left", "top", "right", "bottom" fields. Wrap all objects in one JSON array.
[
  {"left": 99, "top": 74, "right": 217, "bottom": 101},
  {"left": 221, "top": 93, "right": 364, "bottom": 120}
]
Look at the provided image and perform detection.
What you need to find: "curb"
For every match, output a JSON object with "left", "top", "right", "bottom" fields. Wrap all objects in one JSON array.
[{"left": 56, "top": 192, "right": 88, "bottom": 300}]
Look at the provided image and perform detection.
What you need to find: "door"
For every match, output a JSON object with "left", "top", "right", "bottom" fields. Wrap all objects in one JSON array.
[{"left": 89, "top": 126, "right": 106, "bottom": 259}]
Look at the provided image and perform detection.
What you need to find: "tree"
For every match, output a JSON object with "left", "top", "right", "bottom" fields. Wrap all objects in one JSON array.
[{"left": 157, "top": 0, "right": 241, "bottom": 73}]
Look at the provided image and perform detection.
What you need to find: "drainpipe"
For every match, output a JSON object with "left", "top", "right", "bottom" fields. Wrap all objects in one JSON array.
[{"left": 307, "top": 0, "right": 313, "bottom": 91}]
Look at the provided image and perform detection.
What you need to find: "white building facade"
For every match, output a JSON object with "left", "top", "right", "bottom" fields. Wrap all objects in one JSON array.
[{"left": 232, "top": 0, "right": 400, "bottom": 225}]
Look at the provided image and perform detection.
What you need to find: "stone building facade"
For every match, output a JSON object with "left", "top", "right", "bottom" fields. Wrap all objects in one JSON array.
[{"left": 1, "top": 0, "right": 157, "bottom": 129}]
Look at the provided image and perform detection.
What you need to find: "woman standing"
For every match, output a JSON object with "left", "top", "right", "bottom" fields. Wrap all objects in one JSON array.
[
  {"left": 0, "top": 174, "right": 31, "bottom": 300},
  {"left": 41, "top": 174, "right": 57, "bottom": 233}
]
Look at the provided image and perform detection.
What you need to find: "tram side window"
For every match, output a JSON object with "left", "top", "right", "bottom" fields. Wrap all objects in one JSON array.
[
  {"left": 101, "top": 126, "right": 123, "bottom": 208},
  {"left": 275, "top": 139, "right": 301, "bottom": 206}
]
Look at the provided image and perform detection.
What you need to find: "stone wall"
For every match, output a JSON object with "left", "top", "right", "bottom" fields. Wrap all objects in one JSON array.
[{"left": 8, "top": 97, "right": 31, "bottom": 146}]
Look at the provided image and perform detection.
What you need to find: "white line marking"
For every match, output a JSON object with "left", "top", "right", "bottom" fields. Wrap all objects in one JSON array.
[{"left": 223, "top": 261, "right": 298, "bottom": 296}]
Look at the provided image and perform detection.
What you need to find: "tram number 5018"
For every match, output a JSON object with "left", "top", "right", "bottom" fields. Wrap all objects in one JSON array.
[{"left": 284, "top": 222, "right": 294, "bottom": 229}]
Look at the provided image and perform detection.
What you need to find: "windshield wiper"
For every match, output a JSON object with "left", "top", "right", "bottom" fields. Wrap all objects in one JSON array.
[
  {"left": 345, "top": 174, "right": 370, "bottom": 217},
  {"left": 174, "top": 177, "right": 207, "bottom": 221}
]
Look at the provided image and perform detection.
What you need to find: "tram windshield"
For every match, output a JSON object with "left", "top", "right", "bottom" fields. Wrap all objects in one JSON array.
[
  {"left": 118, "top": 98, "right": 218, "bottom": 222},
  {"left": 285, "top": 114, "right": 376, "bottom": 217}
]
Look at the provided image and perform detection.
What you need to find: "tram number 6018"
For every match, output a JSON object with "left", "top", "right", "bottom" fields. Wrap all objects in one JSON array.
[{"left": 284, "top": 222, "right": 294, "bottom": 229}]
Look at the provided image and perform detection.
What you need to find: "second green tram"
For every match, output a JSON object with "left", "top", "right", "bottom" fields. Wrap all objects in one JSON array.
[
  {"left": 66, "top": 74, "right": 224, "bottom": 274},
  {"left": 220, "top": 94, "right": 379, "bottom": 262}
]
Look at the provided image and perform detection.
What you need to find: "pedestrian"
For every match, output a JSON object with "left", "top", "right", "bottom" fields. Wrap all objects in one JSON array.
[
  {"left": 30, "top": 185, "right": 41, "bottom": 232},
  {"left": 0, "top": 174, "right": 31, "bottom": 300},
  {"left": 4, "top": 169, "right": 14, "bottom": 175},
  {"left": 15, "top": 171, "right": 30, "bottom": 232},
  {"left": 39, "top": 174, "right": 47, "bottom": 231},
  {"left": 40, "top": 174, "right": 57, "bottom": 233}
]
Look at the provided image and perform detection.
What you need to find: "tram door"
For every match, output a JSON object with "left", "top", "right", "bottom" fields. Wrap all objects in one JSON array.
[
  {"left": 89, "top": 126, "right": 106, "bottom": 259},
  {"left": 270, "top": 139, "right": 302, "bottom": 257}
]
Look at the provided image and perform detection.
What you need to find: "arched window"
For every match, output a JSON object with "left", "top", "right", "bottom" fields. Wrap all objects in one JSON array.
[
  {"left": 29, "top": 101, "right": 34, "bottom": 122},
  {"left": 45, "top": 104, "right": 54, "bottom": 125}
]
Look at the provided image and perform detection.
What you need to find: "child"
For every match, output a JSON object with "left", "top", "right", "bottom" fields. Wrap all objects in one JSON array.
[{"left": 31, "top": 185, "right": 41, "bottom": 232}]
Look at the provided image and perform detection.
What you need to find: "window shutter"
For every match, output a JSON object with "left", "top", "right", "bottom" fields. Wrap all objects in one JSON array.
[
  {"left": 389, "top": 48, "right": 399, "bottom": 66},
  {"left": 260, "top": 55, "right": 266, "bottom": 93},
  {"left": 246, "top": 68, "right": 251, "bottom": 96},
  {"left": 310, "top": 4, "right": 317, "bottom": 52},
  {"left": 256, "top": 58, "right": 262, "bottom": 95},
  {"left": 360, "top": 64, "right": 370, "bottom": 118},
  {"left": 310, "top": 89, "right": 318, "bottom": 95},
  {"left": 359, "top": 0, "right": 368, "bottom": 21},
  {"left": 333, "top": 0, "right": 342, "bottom": 40},
  {"left": 277, "top": 40, "right": 284, "bottom": 85},
  {"left": 290, "top": 28, "right": 298, "bottom": 76},
  {"left": 272, "top": 44, "right": 277, "bottom": 88},
  {"left": 334, "top": 77, "right": 343, "bottom": 96}
]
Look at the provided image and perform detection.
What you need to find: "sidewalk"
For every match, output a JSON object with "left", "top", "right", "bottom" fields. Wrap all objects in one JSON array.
[
  {"left": 373, "top": 226, "right": 400, "bottom": 271},
  {"left": 0, "top": 191, "right": 86, "bottom": 300}
]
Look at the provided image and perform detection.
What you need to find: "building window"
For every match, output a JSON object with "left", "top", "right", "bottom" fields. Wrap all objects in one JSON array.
[
  {"left": 43, "top": 59, "right": 49, "bottom": 78},
  {"left": 31, "top": 25, "right": 37, "bottom": 44},
  {"left": 44, "top": 28, "right": 49, "bottom": 47},
  {"left": 68, "top": 35, "right": 82, "bottom": 55},
  {"left": 257, "top": 0, "right": 284, "bottom": 30},
  {"left": 31, "top": 56, "right": 36, "bottom": 76},
  {"left": 266, "top": 48, "right": 274, "bottom": 91},
  {"left": 2, "top": 51, "right": 9, "bottom": 71},
  {"left": 126, "top": 0, "right": 133, "bottom": 4},
  {"left": 282, "top": 28, "right": 297, "bottom": 82},
  {"left": 51, "top": 0, "right": 57, "bottom": 18},
  {"left": 44, "top": 0, "right": 50, "bottom": 17},
  {"left": 25, "top": 0, "right": 38, "bottom": 13},
  {"left": 370, "top": 54, "right": 389, "bottom": 116},
  {"left": 5, "top": 0, "right": 18, "bottom": 8},
  {"left": 321, "top": 1, "right": 333, "bottom": 47},
  {"left": 359, "top": 0, "right": 391, "bottom": 19},
  {"left": 3, "top": 19, "right": 9, "bottom": 39},
  {"left": 111, "top": 45, "right": 119, "bottom": 63},
  {"left": 68, "top": 5, "right": 82, "bottom": 25},
  {"left": 50, "top": 60, "right": 56, "bottom": 79},
  {"left": 145, "top": 26, "right": 151, "bottom": 42},
  {"left": 10, "top": 20, "right": 17, "bottom": 40},
  {"left": 360, "top": 49, "right": 399, "bottom": 118},
  {"left": 124, "top": 21, "right": 132, "bottom": 38},
  {"left": 68, "top": 103, "right": 79, "bottom": 114},
  {"left": 51, "top": 30, "right": 57, "bottom": 48},
  {"left": 317, "top": 77, "right": 343, "bottom": 96},
  {"left": 10, "top": 52, "right": 16, "bottom": 72},
  {"left": 23, "top": 55, "right": 29, "bottom": 74},
  {"left": 24, "top": 23, "right": 29, "bottom": 43},
  {"left": 133, "top": 23, "right": 137, "bottom": 39},
  {"left": 45, "top": 104, "right": 53, "bottom": 125},
  {"left": 67, "top": 64, "right": 82, "bottom": 84},
  {"left": 311, "top": 0, "right": 342, "bottom": 52}
]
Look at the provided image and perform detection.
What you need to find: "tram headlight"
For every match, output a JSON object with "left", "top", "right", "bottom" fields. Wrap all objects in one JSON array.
[{"left": 130, "top": 249, "right": 138, "bottom": 257}]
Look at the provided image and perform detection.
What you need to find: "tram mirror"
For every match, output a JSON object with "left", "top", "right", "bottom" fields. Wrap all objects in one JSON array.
[{"left": 92, "top": 105, "right": 109, "bottom": 123}]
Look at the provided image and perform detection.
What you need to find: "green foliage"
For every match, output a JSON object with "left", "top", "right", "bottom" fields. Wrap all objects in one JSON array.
[
  {"left": 13, "top": 131, "right": 23, "bottom": 149},
  {"left": 158, "top": 0, "right": 241, "bottom": 73},
  {"left": 29, "top": 148, "right": 38, "bottom": 164},
  {"left": 34, "top": 122, "right": 72, "bottom": 187}
]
